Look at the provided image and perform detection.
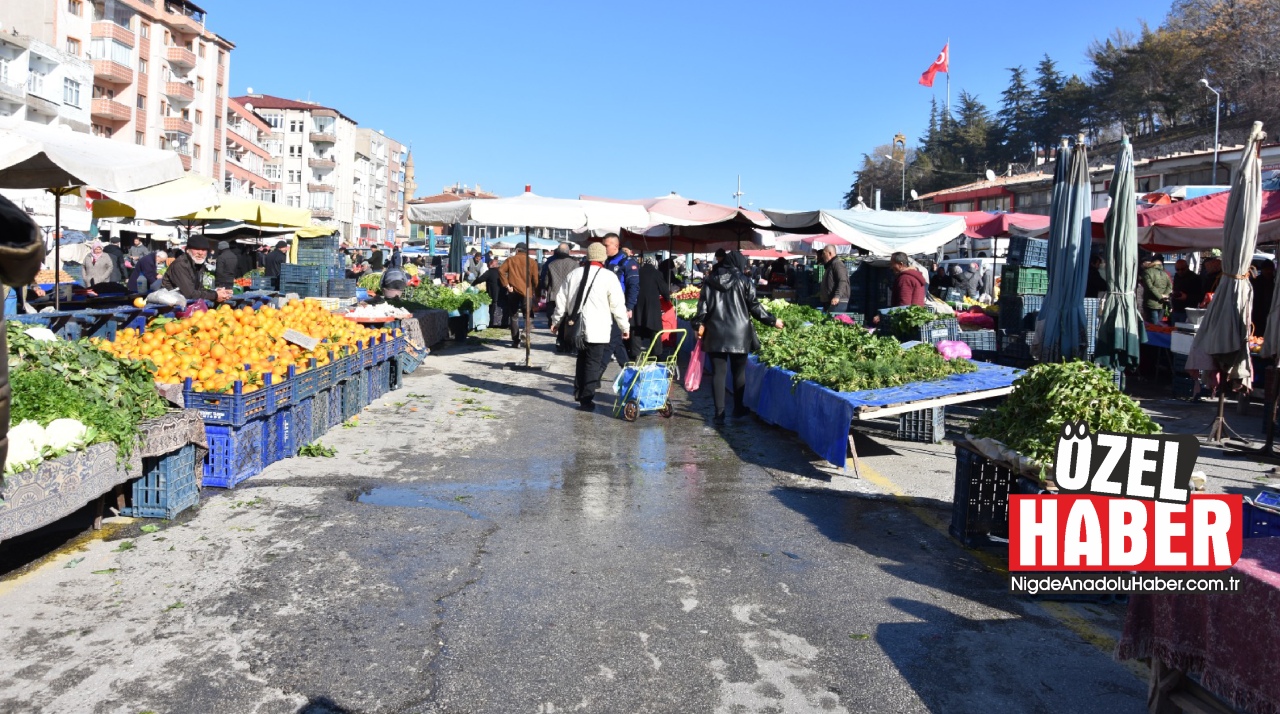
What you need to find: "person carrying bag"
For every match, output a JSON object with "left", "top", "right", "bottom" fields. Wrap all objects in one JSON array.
[{"left": 552, "top": 243, "right": 629, "bottom": 412}]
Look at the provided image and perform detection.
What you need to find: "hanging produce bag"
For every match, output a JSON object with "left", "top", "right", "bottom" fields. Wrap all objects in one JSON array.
[{"left": 684, "top": 338, "right": 705, "bottom": 392}]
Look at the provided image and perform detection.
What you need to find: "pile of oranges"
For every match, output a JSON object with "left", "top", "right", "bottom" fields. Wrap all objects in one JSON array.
[{"left": 95, "top": 300, "right": 395, "bottom": 393}]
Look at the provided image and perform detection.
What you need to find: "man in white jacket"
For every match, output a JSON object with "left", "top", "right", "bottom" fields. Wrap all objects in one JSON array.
[{"left": 551, "top": 242, "right": 630, "bottom": 412}]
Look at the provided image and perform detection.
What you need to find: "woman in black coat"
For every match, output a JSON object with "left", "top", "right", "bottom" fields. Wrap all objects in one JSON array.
[
  {"left": 476, "top": 259, "right": 508, "bottom": 328},
  {"left": 693, "top": 251, "right": 783, "bottom": 425},
  {"left": 629, "top": 258, "right": 671, "bottom": 360}
]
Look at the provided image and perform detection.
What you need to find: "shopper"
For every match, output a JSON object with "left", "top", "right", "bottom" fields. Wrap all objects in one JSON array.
[
  {"left": 127, "top": 236, "right": 149, "bottom": 262},
  {"left": 694, "top": 251, "right": 783, "bottom": 425},
  {"left": 0, "top": 194, "right": 45, "bottom": 473},
  {"left": 214, "top": 241, "right": 239, "bottom": 289},
  {"left": 1085, "top": 255, "right": 1108, "bottom": 299},
  {"left": 264, "top": 240, "right": 289, "bottom": 289},
  {"left": 103, "top": 238, "right": 128, "bottom": 282},
  {"left": 817, "top": 245, "right": 849, "bottom": 313},
  {"left": 127, "top": 250, "right": 167, "bottom": 294},
  {"left": 542, "top": 243, "right": 578, "bottom": 349},
  {"left": 1171, "top": 259, "right": 1203, "bottom": 320},
  {"left": 551, "top": 242, "right": 629, "bottom": 412},
  {"left": 477, "top": 258, "right": 507, "bottom": 328},
  {"left": 499, "top": 242, "right": 540, "bottom": 348},
  {"left": 1254, "top": 260, "right": 1275, "bottom": 337},
  {"left": 889, "top": 252, "right": 928, "bottom": 307},
  {"left": 1201, "top": 256, "right": 1223, "bottom": 297},
  {"left": 602, "top": 233, "right": 640, "bottom": 368},
  {"left": 1139, "top": 255, "right": 1172, "bottom": 324},
  {"left": 631, "top": 256, "right": 672, "bottom": 360},
  {"left": 162, "top": 235, "right": 231, "bottom": 304},
  {"left": 83, "top": 241, "right": 116, "bottom": 287}
]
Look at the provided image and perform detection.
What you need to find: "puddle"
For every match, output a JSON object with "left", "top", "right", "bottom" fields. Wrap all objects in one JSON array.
[
  {"left": 354, "top": 477, "right": 559, "bottom": 518},
  {"left": 358, "top": 488, "right": 483, "bottom": 518}
]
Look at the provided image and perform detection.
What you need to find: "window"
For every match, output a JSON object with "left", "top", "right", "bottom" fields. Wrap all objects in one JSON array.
[
  {"left": 257, "top": 189, "right": 277, "bottom": 203},
  {"left": 135, "top": 131, "right": 144, "bottom": 145},
  {"left": 193, "top": 144, "right": 201, "bottom": 159},
  {"left": 289, "top": 120, "right": 303, "bottom": 133},
  {"left": 197, "top": 42, "right": 205, "bottom": 58},
  {"left": 263, "top": 163, "right": 281, "bottom": 180},
  {"left": 159, "top": 99, "right": 168, "bottom": 115},
  {"left": 288, "top": 145, "right": 302, "bottom": 157},
  {"left": 218, "top": 50, "right": 225, "bottom": 65},
  {"left": 213, "top": 116, "right": 220, "bottom": 129},
  {"left": 136, "top": 93, "right": 146, "bottom": 109},
  {"left": 140, "top": 23, "right": 149, "bottom": 38},
  {"left": 63, "top": 79, "right": 81, "bottom": 107},
  {"left": 263, "top": 113, "right": 282, "bottom": 129},
  {"left": 67, "top": 0, "right": 82, "bottom": 15},
  {"left": 66, "top": 38, "right": 81, "bottom": 56},
  {"left": 194, "top": 109, "right": 202, "bottom": 125},
  {"left": 286, "top": 195, "right": 299, "bottom": 207},
  {"left": 263, "top": 139, "right": 282, "bottom": 155},
  {"left": 287, "top": 169, "right": 300, "bottom": 183},
  {"left": 213, "top": 149, "right": 219, "bottom": 166},
  {"left": 138, "top": 58, "right": 147, "bottom": 74},
  {"left": 164, "top": 30, "right": 171, "bottom": 46},
  {"left": 215, "top": 82, "right": 222, "bottom": 97},
  {"left": 90, "top": 38, "right": 132, "bottom": 65},
  {"left": 196, "top": 77, "right": 204, "bottom": 91}
]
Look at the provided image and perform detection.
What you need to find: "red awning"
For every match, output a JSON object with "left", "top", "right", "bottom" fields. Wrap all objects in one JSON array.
[
  {"left": 1086, "top": 190, "right": 1280, "bottom": 248},
  {"left": 944, "top": 211, "right": 1050, "bottom": 239}
]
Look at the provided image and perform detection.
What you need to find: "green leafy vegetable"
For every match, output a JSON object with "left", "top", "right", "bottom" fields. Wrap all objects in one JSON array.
[{"left": 297, "top": 442, "right": 337, "bottom": 458}]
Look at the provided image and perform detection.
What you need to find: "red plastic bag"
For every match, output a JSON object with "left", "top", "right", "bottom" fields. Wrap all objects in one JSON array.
[
  {"left": 177, "top": 300, "right": 209, "bottom": 319},
  {"left": 684, "top": 338, "right": 705, "bottom": 392}
]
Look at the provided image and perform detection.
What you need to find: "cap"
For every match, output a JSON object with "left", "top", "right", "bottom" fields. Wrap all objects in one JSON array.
[
  {"left": 217, "top": 241, "right": 230, "bottom": 251},
  {"left": 587, "top": 243, "right": 607, "bottom": 263},
  {"left": 186, "top": 235, "right": 211, "bottom": 251},
  {"left": 275, "top": 240, "right": 290, "bottom": 249},
  {"left": 515, "top": 242, "right": 528, "bottom": 251}
]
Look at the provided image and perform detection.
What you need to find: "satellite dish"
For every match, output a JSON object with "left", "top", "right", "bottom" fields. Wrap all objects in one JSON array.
[
  {"left": 910, "top": 189, "right": 919, "bottom": 201},
  {"left": 985, "top": 169, "right": 997, "bottom": 182},
  {"left": 243, "top": 103, "right": 254, "bottom": 112}
]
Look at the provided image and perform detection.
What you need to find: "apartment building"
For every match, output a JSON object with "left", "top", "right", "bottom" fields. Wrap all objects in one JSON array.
[
  {"left": 223, "top": 97, "right": 272, "bottom": 199},
  {"left": 233, "top": 92, "right": 410, "bottom": 244},
  {"left": 2, "top": 0, "right": 234, "bottom": 180}
]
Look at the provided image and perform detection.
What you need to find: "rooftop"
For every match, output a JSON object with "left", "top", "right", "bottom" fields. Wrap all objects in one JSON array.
[{"left": 232, "top": 94, "right": 358, "bottom": 125}]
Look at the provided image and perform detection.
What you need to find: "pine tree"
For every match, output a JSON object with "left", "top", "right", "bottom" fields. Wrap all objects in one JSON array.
[
  {"left": 994, "top": 66, "right": 1036, "bottom": 168},
  {"left": 1032, "top": 55, "right": 1067, "bottom": 153}
]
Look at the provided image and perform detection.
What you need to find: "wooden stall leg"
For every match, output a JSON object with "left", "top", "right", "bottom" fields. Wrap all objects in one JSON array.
[
  {"left": 113, "top": 485, "right": 126, "bottom": 516},
  {"left": 845, "top": 433, "right": 863, "bottom": 480},
  {"left": 93, "top": 495, "right": 106, "bottom": 531}
]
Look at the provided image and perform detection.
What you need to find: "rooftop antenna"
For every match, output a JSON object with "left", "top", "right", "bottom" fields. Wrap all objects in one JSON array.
[{"left": 733, "top": 175, "right": 744, "bottom": 208}]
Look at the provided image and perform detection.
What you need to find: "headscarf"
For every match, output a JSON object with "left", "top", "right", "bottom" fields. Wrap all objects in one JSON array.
[{"left": 725, "top": 250, "right": 748, "bottom": 274}]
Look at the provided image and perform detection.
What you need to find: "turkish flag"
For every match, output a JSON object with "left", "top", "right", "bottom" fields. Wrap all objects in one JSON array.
[{"left": 919, "top": 43, "right": 950, "bottom": 87}]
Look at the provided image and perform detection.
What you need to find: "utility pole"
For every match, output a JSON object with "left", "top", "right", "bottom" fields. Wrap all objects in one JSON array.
[{"left": 733, "top": 175, "right": 744, "bottom": 208}]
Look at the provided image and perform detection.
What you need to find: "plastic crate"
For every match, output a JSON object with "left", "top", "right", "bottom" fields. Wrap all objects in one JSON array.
[
  {"left": 1000, "top": 265, "right": 1049, "bottom": 296},
  {"left": 267, "top": 371, "right": 291, "bottom": 414},
  {"left": 372, "top": 334, "right": 394, "bottom": 363},
  {"left": 341, "top": 372, "right": 364, "bottom": 420},
  {"left": 293, "top": 397, "right": 314, "bottom": 451},
  {"left": 896, "top": 407, "right": 945, "bottom": 444},
  {"left": 1173, "top": 374, "right": 1198, "bottom": 399},
  {"left": 297, "top": 236, "right": 341, "bottom": 251},
  {"left": 831, "top": 311, "right": 865, "bottom": 327},
  {"left": 1083, "top": 298, "right": 1101, "bottom": 356},
  {"left": 1006, "top": 237, "right": 1049, "bottom": 268},
  {"left": 262, "top": 407, "right": 297, "bottom": 465},
  {"left": 1171, "top": 351, "right": 1189, "bottom": 373},
  {"left": 296, "top": 248, "right": 342, "bottom": 266},
  {"left": 955, "top": 329, "right": 997, "bottom": 353},
  {"left": 999, "top": 330, "right": 1035, "bottom": 361},
  {"left": 999, "top": 294, "right": 1044, "bottom": 332},
  {"left": 311, "top": 389, "right": 330, "bottom": 440},
  {"left": 288, "top": 360, "right": 330, "bottom": 401},
  {"left": 326, "top": 278, "right": 357, "bottom": 298},
  {"left": 356, "top": 339, "right": 377, "bottom": 369},
  {"left": 183, "top": 378, "right": 273, "bottom": 426},
  {"left": 327, "top": 384, "right": 343, "bottom": 427},
  {"left": 203, "top": 421, "right": 264, "bottom": 488},
  {"left": 943, "top": 288, "right": 965, "bottom": 303},
  {"left": 398, "top": 349, "right": 423, "bottom": 376},
  {"left": 908, "top": 318, "right": 958, "bottom": 345},
  {"left": 1243, "top": 499, "right": 1280, "bottom": 538},
  {"left": 949, "top": 442, "right": 1014, "bottom": 547},
  {"left": 120, "top": 444, "right": 199, "bottom": 519}
]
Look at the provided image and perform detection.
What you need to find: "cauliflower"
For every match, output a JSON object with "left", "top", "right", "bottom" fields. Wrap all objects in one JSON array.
[
  {"left": 44, "top": 418, "right": 89, "bottom": 452},
  {"left": 8, "top": 420, "right": 46, "bottom": 453},
  {"left": 5, "top": 420, "right": 46, "bottom": 474}
]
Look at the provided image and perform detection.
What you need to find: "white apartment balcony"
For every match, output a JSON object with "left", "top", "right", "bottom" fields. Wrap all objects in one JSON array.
[
  {"left": 308, "top": 156, "right": 336, "bottom": 169},
  {"left": 164, "top": 80, "right": 195, "bottom": 103},
  {"left": 0, "top": 80, "right": 24, "bottom": 105},
  {"left": 165, "top": 46, "right": 197, "bottom": 69},
  {"left": 311, "top": 207, "right": 334, "bottom": 218},
  {"left": 308, "top": 182, "right": 335, "bottom": 193},
  {"left": 309, "top": 131, "right": 335, "bottom": 144}
]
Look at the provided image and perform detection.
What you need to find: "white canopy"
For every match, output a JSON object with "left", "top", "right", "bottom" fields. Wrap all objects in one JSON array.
[
  {"left": 0, "top": 119, "right": 185, "bottom": 191},
  {"left": 762, "top": 208, "right": 966, "bottom": 256},
  {"left": 407, "top": 191, "right": 649, "bottom": 231},
  {"left": 89, "top": 174, "right": 221, "bottom": 220}
]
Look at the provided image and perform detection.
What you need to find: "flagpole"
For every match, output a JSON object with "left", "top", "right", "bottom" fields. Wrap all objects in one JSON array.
[{"left": 946, "top": 38, "right": 951, "bottom": 117}]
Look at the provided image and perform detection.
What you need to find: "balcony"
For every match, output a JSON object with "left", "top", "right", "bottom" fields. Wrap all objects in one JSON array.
[
  {"left": 0, "top": 80, "right": 24, "bottom": 104},
  {"left": 91, "top": 97, "right": 132, "bottom": 121},
  {"left": 308, "top": 131, "right": 335, "bottom": 144},
  {"left": 91, "top": 21, "right": 135, "bottom": 48},
  {"left": 308, "top": 183, "right": 335, "bottom": 193},
  {"left": 25, "top": 92, "right": 59, "bottom": 116},
  {"left": 164, "top": 81, "right": 194, "bottom": 102},
  {"left": 163, "top": 116, "right": 193, "bottom": 134},
  {"left": 311, "top": 207, "right": 334, "bottom": 218},
  {"left": 92, "top": 60, "right": 134, "bottom": 84},
  {"left": 177, "top": 152, "right": 191, "bottom": 170},
  {"left": 165, "top": 46, "right": 196, "bottom": 69},
  {"left": 308, "top": 157, "right": 335, "bottom": 169}
]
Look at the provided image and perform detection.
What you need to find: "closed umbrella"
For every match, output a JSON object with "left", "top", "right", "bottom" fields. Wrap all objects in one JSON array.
[
  {"left": 1094, "top": 137, "right": 1142, "bottom": 371},
  {"left": 449, "top": 222, "right": 465, "bottom": 275},
  {"left": 1192, "top": 121, "right": 1266, "bottom": 444},
  {"left": 1037, "top": 135, "right": 1092, "bottom": 362}
]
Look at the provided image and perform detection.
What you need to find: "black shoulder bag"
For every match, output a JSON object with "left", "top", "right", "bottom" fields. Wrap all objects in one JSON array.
[{"left": 558, "top": 267, "right": 599, "bottom": 352}]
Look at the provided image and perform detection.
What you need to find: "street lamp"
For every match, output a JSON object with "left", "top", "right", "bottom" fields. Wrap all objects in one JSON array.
[
  {"left": 883, "top": 154, "right": 906, "bottom": 205},
  {"left": 1199, "top": 78, "right": 1222, "bottom": 185}
]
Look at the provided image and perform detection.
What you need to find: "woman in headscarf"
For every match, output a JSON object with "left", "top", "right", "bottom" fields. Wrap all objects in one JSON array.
[
  {"left": 630, "top": 256, "right": 671, "bottom": 360},
  {"left": 693, "top": 250, "right": 782, "bottom": 425}
]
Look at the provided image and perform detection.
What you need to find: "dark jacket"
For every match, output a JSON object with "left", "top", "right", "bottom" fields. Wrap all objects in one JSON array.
[
  {"left": 633, "top": 263, "right": 671, "bottom": 332},
  {"left": 370, "top": 249, "right": 384, "bottom": 271},
  {"left": 1085, "top": 267, "right": 1108, "bottom": 299},
  {"left": 214, "top": 248, "right": 240, "bottom": 289},
  {"left": 103, "top": 244, "right": 127, "bottom": 282},
  {"left": 1172, "top": 269, "right": 1203, "bottom": 311},
  {"left": 891, "top": 268, "right": 928, "bottom": 307},
  {"left": 0, "top": 194, "right": 46, "bottom": 475},
  {"left": 605, "top": 252, "right": 640, "bottom": 311},
  {"left": 542, "top": 254, "right": 577, "bottom": 300},
  {"left": 478, "top": 267, "right": 506, "bottom": 303},
  {"left": 162, "top": 251, "right": 218, "bottom": 302},
  {"left": 819, "top": 256, "right": 850, "bottom": 304},
  {"left": 1140, "top": 264, "right": 1172, "bottom": 311},
  {"left": 694, "top": 259, "right": 775, "bottom": 354},
  {"left": 263, "top": 248, "right": 287, "bottom": 279},
  {"left": 950, "top": 270, "right": 982, "bottom": 298},
  {"left": 127, "top": 251, "right": 161, "bottom": 293}
]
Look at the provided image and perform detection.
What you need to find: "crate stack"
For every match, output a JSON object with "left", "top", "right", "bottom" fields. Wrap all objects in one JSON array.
[
  {"left": 998, "top": 236, "right": 1049, "bottom": 365},
  {"left": 284, "top": 236, "right": 351, "bottom": 298}
]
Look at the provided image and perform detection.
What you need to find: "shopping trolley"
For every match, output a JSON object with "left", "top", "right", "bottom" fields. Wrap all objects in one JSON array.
[{"left": 612, "top": 328, "right": 688, "bottom": 422}]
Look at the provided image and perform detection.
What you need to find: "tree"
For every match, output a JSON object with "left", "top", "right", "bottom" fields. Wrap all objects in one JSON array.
[
  {"left": 1031, "top": 55, "right": 1067, "bottom": 153},
  {"left": 844, "top": 145, "right": 919, "bottom": 210},
  {"left": 993, "top": 66, "right": 1036, "bottom": 168}
]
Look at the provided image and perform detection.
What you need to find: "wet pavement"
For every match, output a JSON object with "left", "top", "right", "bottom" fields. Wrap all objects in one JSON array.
[{"left": 0, "top": 328, "right": 1160, "bottom": 713}]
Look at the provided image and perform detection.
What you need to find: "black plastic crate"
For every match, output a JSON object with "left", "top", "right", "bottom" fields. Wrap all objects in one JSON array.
[
  {"left": 248, "top": 275, "right": 275, "bottom": 291},
  {"left": 999, "top": 330, "right": 1035, "bottom": 360},
  {"left": 999, "top": 294, "right": 1043, "bottom": 332},
  {"left": 896, "top": 407, "right": 945, "bottom": 444},
  {"left": 955, "top": 329, "right": 997, "bottom": 353},
  {"left": 326, "top": 278, "right": 357, "bottom": 298},
  {"left": 950, "top": 443, "right": 1014, "bottom": 547},
  {"left": 1171, "top": 351, "right": 1189, "bottom": 373},
  {"left": 1173, "top": 374, "right": 1198, "bottom": 400},
  {"left": 1001, "top": 265, "right": 1049, "bottom": 296},
  {"left": 1006, "top": 237, "right": 1049, "bottom": 268}
]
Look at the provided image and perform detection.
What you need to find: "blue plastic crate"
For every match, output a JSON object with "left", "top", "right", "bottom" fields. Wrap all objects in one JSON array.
[
  {"left": 399, "top": 349, "right": 423, "bottom": 376},
  {"left": 183, "top": 378, "right": 273, "bottom": 426},
  {"left": 1244, "top": 499, "right": 1280, "bottom": 538},
  {"left": 999, "top": 294, "right": 1044, "bottom": 332},
  {"left": 955, "top": 329, "right": 997, "bottom": 353},
  {"left": 297, "top": 236, "right": 341, "bottom": 252},
  {"left": 262, "top": 407, "right": 297, "bottom": 465},
  {"left": 342, "top": 372, "right": 364, "bottom": 420},
  {"left": 203, "top": 421, "right": 264, "bottom": 488},
  {"left": 312, "top": 389, "right": 331, "bottom": 440},
  {"left": 1007, "top": 237, "right": 1049, "bottom": 268},
  {"left": 288, "top": 360, "right": 330, "bottom": 401},
  {"left": 294, "top": 397, "right": 314, "bottom": 451},
  {"left": 267, "top": 371, "right": 291, "bottom": 414},
  {"left": 896, "top": 407, "right": 945, "bottom": 444},
  {"left": 120, "top": 444, "right": 199, "bottom": 519},
  {"left": 356, "top": 340, "right": 376, "bottom": 369},
  {"left": 326, "top": 278, "right": 357, "bottom": 298}
]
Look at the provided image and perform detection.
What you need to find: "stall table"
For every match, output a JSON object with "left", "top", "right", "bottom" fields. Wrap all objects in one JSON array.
[
  {"left": 1117, "top": 537, "right": 1280, "bottom": 714},
  {"left": 744, "top": 358, "right": 1022, "bottom": 477}
]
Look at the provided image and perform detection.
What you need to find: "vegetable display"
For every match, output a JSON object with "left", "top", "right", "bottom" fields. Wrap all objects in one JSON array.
[
  {"left": 752, "top": 299, "right": 976, "bottom": 393},
  {"left": 8, "top": 323, "right": 168, "bottom": 469},
  {"left": 94, "top": 300, "right": 393, "bottom": 392},
  {"left": 672, "top": 286, "right": 700, "bottom": 301},
  {"left": 674, "top": 300, "right": 698, "bottom": 320},
  {"left": 971, "top": 362, "right": 1160, "bottom": 465},
  {"left": 390, "top": 283, "right": 491, "bottom": 313},
  {"left": 887, "top": 306, "right": 941, "bottom": 340},
  {"left": 357, "top": 272, "right": 384, "bottom": 292}
]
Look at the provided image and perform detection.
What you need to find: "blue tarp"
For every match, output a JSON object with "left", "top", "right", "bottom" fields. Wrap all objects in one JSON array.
[
  {"left": 614, "top": 364, "right": 672, "bottom": 412},
  {"left": 743, "top": 357, "right": 1022, "bottom": 468}
]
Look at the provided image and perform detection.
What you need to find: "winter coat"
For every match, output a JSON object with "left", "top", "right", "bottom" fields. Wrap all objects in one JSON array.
[
  {"left": 605, "top": 252, "right": 640, "bottom": 311},
  {"left": 162, "top": 251, "right": 218, "bottom": 302},
  {"left": 819, "top": 256, "right": 850, "bottom": 304},
  {"left": 542, "top": 255, "right": 578, "bottom": 300},
  {"left": 215, "top": 248, "right": 240, "bottom": 288},
  {"left": 551, "top": 264, "right": 629, "bottom": 344},
  {"left": 263, "top": 248, "right": 287, "bottom": 279},
  {"left": 499, "top": 253, "right": 540, "bottom": 298},
  {"left": 83, "top": 253, "right": 116, "bottom": 286},
  {"left": 694, "top": 261, "right": 775, "bottom": 354},
  {"left": 478, "top": 268, "right": 506, "bottom": 302},
  {"left": 128, "top": 243, "right": 149, "bottom": 261},
  {"left": 128, "top": 251, "right": 162, "bottom": 293},
  {"left": 0, "top": 194, "right": 45, "bottom": 475},
  {"left": 103, "top": 244, "right": 127, "bottom": 282},
  {"left": 632, "top": 263, "right": 671, "bottom": 332},
  {"left": 1172, "top": 269, "right": 1203, "bottom": 311},
  {"left": 891, "top": 268, "right": 928, "bottom": 307},
  {"left": 1140, "top": 264, "right": 1172, "bottom": 311}
]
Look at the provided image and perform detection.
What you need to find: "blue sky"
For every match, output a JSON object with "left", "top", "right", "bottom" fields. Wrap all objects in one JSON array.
[{"left": 215, "top": 0, "right": 1167, "bottom": 211}]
